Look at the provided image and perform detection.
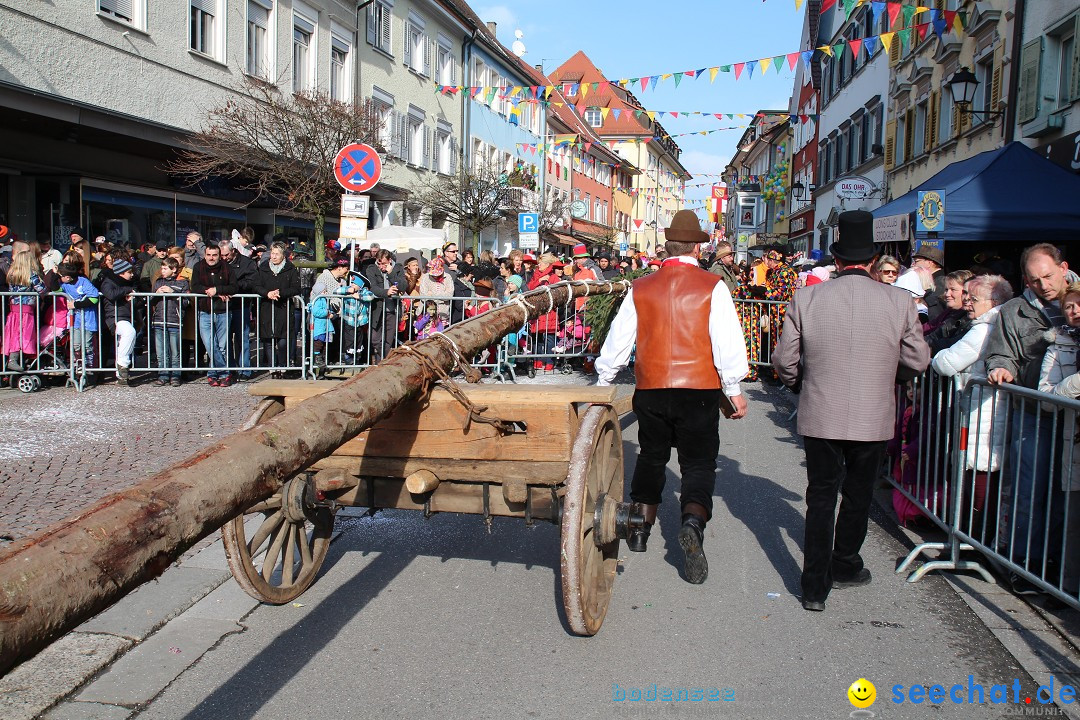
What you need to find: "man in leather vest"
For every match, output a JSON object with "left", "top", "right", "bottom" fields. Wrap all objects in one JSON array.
[{"left": 596, "top": 211, "right": 749, "bottom": 584}]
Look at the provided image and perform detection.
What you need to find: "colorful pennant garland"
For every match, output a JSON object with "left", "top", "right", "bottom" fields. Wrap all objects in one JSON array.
[{"left": 437, "top": 6, "right": 966, "bottom": 98}]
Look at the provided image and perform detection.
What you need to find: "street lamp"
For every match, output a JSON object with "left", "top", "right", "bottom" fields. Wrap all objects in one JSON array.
[
  {"left": 947, "top": 66, "right": 1005, "bottom": 124},
  {"left": 790, "top": 181, "right": 815, "bottom": 200}
]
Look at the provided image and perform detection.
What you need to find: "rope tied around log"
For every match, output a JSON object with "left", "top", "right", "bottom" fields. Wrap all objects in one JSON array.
[{"left": 390, "top": 341, "right": 516, "bottom": 436}]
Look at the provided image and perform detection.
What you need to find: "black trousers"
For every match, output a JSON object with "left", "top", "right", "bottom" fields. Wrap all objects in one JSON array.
[
  {"left": 630, "top": 389, "right": 721, "bottom": 520},
  {"left": 801, "top": 436, "right": 887, "bottom": 602}
]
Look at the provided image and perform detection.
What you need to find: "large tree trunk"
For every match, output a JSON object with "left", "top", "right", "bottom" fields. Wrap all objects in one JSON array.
[{"left": 0, "top": 280, "right": 627, "bottom": 675}]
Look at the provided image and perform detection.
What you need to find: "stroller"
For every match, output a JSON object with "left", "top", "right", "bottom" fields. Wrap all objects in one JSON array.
[{"left": 8, "top": 295, "right": 74, "bottom": 393}]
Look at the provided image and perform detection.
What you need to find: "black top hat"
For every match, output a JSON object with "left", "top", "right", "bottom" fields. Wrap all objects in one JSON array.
[{"left": 830, "top": 210, "right": 877, "bottom": 263}]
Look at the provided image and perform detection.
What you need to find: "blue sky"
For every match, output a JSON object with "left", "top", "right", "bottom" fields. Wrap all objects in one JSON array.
[{"left": 477, "top": 0, "right": 806, "bottom": 207}]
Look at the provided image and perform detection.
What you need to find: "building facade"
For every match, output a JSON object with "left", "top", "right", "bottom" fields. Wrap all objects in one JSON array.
[
  {"left": 723, "top": 114, "right": 788, "bottom": 259},
  {"left": 549, "top": 51, "right": 690, "bottom": 254},
  {"left": 1013, "top": 1, "right": 1080, "bottom": 174},
  {"left": 787, "top": 1, "right": 821, "bottom": 254},
  {"left": 813, "top": 1, "right": 889, "bottom": 251},
  {"left": 886, "top": 1, "right": 1013, "bottom": 199}
]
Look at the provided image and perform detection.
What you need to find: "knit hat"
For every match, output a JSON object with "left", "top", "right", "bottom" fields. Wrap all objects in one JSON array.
[
  {"left": 507, "top": 274, "right": 524, "bottom": 289},
  {"left": 572, "top": 243, "right": 591, "bottom": 259},
  {"left": 113, "top": 259, "right": 133, "bottom": 274},
  {"left": 428, "top": 257, "right": 445, "bottom": 276}
]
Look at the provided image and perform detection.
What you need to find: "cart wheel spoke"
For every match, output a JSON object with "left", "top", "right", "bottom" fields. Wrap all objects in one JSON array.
[
  {"left": 222, "top": 400, "right": 336, "bottom": 605},
  {"left": 561, "top": 404, "right": 623, "bottom": 636}
]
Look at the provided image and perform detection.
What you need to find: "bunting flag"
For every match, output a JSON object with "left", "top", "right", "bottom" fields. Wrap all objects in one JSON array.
[{"left": 436, "top": 8, "right": 967, "bottom": 98}]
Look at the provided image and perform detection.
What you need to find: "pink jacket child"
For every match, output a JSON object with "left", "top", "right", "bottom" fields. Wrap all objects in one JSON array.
[{"left": 554, "top": 315, "right": 588, "bottom": 353}]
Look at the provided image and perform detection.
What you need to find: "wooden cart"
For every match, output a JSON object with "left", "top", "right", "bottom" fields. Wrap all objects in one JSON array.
[{"left": 222, "top": 380, "right": 635, "bottom": 635}]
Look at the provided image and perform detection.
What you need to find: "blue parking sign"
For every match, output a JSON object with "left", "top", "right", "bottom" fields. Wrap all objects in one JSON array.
[{"left": 518, "top": 213, "right": 539, "bottom": 234}]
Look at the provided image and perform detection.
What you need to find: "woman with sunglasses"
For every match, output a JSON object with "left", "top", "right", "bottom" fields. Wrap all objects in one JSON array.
[{"left": 874, "top": 255, "right": 901, "bottom": 284}]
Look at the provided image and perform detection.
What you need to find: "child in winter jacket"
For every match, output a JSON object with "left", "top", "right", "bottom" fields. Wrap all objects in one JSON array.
[
  {"left": 58, "top": 263, "right": 100, "bottom": 377},
  {"left": 339, "top": 271, "right": 374, "bottom": 363},
  {"left": 150, "top": 257, "right": 189, "bottom": 386},
  {"left": 414, "top": 300, "right": 447, "bottom": 340},
  {"left": 3, "top": 251, "right": 47, "bottom": 371},
  {"left": 1038, "top": 282, "right": 1080, "bottom": 595}
]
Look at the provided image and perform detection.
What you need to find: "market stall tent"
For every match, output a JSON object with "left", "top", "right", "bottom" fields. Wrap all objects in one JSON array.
[{"left": 872, "top": 142, "right": 1080, "bottom": 242}]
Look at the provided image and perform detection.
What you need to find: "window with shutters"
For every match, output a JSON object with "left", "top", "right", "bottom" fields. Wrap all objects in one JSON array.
[
  {"left": 1018, "top": 38, "right": 1042, "bottom": 124},
  {"left": 884, "top": 119, "right": 896, "bottom": 169},
  {"left": 913, "top": 100, "right": 927, "bottom": 157},
  {"left": 330, "top": 37, "right": 351, "bottom": 102},
  {"left": 405, "top": 107, "right": 426, "bottom": 167},
  {"left": 435, "top": 123, "right": 453, "bottom": 175},
  {"left": 366, "top": 0, "right": 393, "bottom": 55},
  {"left": 903, "top": 108, "right": 915, "bottom": 162},
  {"left": 849, "top": 121, "right": 861, "bottom": 167},
  {"left": 939, "top": 89, "right": 953, "bottom": 144},
  {"left": 1054, "top": 20, "right": 1077, "bottom": 110},
  {"left": 404, "top": 12, "right": 430, "bottom": 77},
  {"left": 859, "top": 112, "right": 871, "bottom": 160},
  {"left": 972, "top": 56, "right": 992, "bottom": 125},
  {"left": 190, "top": 0, "right": 223, "bottom": 59},
  {"left": 99, "top": 0, "right": 145, "bottom": 30},
  {"left": 896, "top": 113, "right": 907, "bottom": 165},
  {"left": 371, "top": 89, "right": 394, "bottom": 151},
  {"left": 437, "top": 35, "right": 455, "bottom": 85},
  {"left": 928, "top": 92, "right": 939, "bottom": 149},
  {"left": 246, "top": 1, "right": 273, "bottom": 79}
]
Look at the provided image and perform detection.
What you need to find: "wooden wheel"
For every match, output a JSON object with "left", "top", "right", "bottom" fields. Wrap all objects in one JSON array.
[
  {"left": 561, "top": 404, "right": 623, "bottom": 635},
  {"left": 222, "top": 397, "right": 335, "bottom": 604}
]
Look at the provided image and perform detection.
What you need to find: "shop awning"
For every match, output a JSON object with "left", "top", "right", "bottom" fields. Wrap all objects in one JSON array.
[
  {"left": 872, "top": 142, "right": 1080, "bottom": 242},
  {"left": 547, "top": 232, "right": 577, "bottom": 247}
]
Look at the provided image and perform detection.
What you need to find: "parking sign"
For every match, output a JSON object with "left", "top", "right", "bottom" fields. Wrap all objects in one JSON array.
[{"left": 518, "top": 213, "right": 539, "bottom": 234}]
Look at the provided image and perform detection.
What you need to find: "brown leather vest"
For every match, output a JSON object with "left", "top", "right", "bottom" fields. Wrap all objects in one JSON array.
[{"left": 632, "top": 263, "right": 723, "bottom": 390}]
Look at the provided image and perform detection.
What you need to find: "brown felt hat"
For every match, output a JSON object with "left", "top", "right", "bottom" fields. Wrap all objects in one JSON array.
[
  {"left": 912, "top": 245, "right": 945, "bottom": 267},
  {"left": 664, "top": 210, "right": 709, "bottom": 243}
]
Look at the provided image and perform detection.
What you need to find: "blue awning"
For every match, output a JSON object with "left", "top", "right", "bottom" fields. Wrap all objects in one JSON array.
[{"left": 872, "top": 142, "right": 1080, "bottom": 242}]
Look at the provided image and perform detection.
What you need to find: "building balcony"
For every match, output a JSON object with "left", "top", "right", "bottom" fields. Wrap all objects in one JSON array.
[{"left": 503, "top": 186, "right": 541, "bottom": 211}]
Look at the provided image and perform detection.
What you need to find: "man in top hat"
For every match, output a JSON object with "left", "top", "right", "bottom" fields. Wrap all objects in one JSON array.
[
  {"left": 596, "top": 210, "right": 749, "bottom": 584},
  {"left": 773, "top": 210, "right": 930, "bottom": 612},
  {"left": 911, "top": 245, "right": 947, "bottom": 321}
]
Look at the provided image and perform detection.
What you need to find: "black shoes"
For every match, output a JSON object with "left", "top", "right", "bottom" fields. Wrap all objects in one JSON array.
[
  {"left": 678, "top": 514, "right": 708, "bottom": 584},
  {"left": 802, "top": 599, "right": 826, "bottom": 612},
  {"left": 627, "top": 523, "right": 651, "bottom": 553},
  {"left": 833, "top": 568, "right": 872, "bottom": 589}
]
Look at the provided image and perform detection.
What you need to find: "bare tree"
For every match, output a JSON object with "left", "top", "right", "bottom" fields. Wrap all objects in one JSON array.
[
  {"left": 410, "top": 164, "right": 517, "bottom": 250},
  {"left": 169, "top": 77, "right": 384, "bottom": 262}
]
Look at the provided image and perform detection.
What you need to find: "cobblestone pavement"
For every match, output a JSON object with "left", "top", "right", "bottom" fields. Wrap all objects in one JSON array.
[
  {"left": 0, "top": 380, "right": 258, "bottom": 545},
  {"left": 0, "top": 366, "right": 607, "bottom": 548}
]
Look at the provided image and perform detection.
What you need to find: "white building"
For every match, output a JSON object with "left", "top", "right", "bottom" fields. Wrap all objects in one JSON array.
[{"left": 813, "top": 2, "right": 889, "bottom": 251}]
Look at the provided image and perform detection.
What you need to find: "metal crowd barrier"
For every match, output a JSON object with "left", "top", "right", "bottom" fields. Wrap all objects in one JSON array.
[
  {"left": 895, "top": 373, "right": 1080, "bottom": 609},
  {"left": 732, "top": 298, "right": 788, "bottom": 369},
  {"left": 0, "top": 292, "right": 74, "bottom": 393},
  {"left": 1, "top": 291, "right": 308, "bottom": 392},
  {"left": 509, "top": 282, "right": 594, "bottom": 377},
  {"left": 307, "top": 293, "right": 510, "bottom": 380}
]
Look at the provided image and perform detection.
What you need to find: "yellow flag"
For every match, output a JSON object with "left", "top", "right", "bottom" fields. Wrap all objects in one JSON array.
[
  {"left": 646, "top": 111, "right": 657, "bottom": 120},
  {"left": 760, "top": 57, "right": 773, "bottom": 74},
  {"left": 661, "top": 73, "right": 673, "bottom": 81},
  {"left": 795, "top": 0, "right": 804, "bottom": 9},
  {"left": 580, "top": 83, "right": 589, "bottom": 98},
  {"left": 600, "top": 107, "right": 610, "bottom": 120},
  {"left": 818, "top": 45, "right": 833, "bottom": 57},
  {"left": 709, "top": 67, "right": 719, "bottom": 83},
  {"left": 544, "top": 85, "right": 554, "bottom": 99},
  {"left": 879, "top": 32, "right": 895, "bottom": 51}
]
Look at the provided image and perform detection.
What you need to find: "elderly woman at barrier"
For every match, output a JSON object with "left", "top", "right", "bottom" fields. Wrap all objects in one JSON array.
[
  {"left": 1038, "top": 281, "right": 1080, "bottom": 597},
  {"left": 931, "top": 274, "right": 1013, "bottom": 541},
  {"left": 925, "top": 270, "right": 975, "bottom": 354},
  {"left": 418, "top": 258, "right": 455, "bottom": 317}
]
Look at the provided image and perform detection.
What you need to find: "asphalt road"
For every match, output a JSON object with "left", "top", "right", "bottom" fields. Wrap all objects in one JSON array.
[{"left": 116, "top": 383, "right": 1051, "bottom": 720}]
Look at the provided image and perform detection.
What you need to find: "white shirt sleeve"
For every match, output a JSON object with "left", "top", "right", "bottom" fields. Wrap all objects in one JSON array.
[
  {"left": 709, "top": 280, "right": 749, "bottom": 396},
  {"left": 594, "top": 288, "right": 637, "bottom": 386}
]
